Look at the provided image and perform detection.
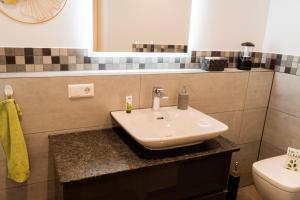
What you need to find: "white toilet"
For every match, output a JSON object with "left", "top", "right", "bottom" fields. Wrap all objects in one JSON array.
[{"left": 252, "top": 155, "right": 300, "bottom": 200}]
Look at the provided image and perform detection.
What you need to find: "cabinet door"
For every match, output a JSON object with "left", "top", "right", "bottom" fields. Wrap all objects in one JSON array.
[{"left": 147, "top": 153, "right": 232, "bottom": 200}]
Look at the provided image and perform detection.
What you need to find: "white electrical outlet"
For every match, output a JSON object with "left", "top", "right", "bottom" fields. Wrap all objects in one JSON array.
[{"left": 68, "top": 84, "right": 94, "bottom": 99}]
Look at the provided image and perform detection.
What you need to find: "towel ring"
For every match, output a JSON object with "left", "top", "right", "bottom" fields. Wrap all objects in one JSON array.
[{"left": 4, "top": 85, "right": 13, "bottom": 99}]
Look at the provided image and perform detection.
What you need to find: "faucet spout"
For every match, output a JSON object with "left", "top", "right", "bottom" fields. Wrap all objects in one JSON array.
[{"left": 152, "top": 87, "right": 168, "bottom": 111}]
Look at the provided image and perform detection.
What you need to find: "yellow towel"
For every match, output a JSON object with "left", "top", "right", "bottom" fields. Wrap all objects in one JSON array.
[
  {"left": 0, "top": 99, "right": 30, "bottom": 183},
  {"left": 3, "top": 0, "right": 17, "bottom": 4}
]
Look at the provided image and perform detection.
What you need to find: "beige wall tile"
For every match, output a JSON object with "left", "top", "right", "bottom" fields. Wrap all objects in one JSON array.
[
  {"left": 0, "top": 48, "right": 4, "bottom": 55},
  {"left": 186, "top": 73, "right": 249, "bottom": 113},
  {"left": 140, "top": 72, "right": 249, "bottom": 113},
  {"left": 0, "top": 75, "right": 141, "bottom": 134},
  {"left": 51, "top": 49, "right": 60, "bottom": 56},
  {"left": 258, "top": 141, "right": 285, "bottom": 160},
  {"left": 42, "top": 56, "right": 52, "bottom": 65},
  {"left": 210, "top": 111, "right": 242, "bottom": 144},
  {"left": 235, "top": 142, "right": 260, "bottom": 175},
  {"left": 262, "top": 108, "right": 300, "bottom": 151},
  {"left": 25, "top": 133, "right": 49, "bottom": 155},
  {"left": 231, "top": 142, "right": 260, "bottom": 187},
  {"left": 68, "top": 56, "right": 76, "bottom": 64},
  {"left": 34, "top": 64, "right": 43, "bottom": 72},
  {"left": 0, "top": 71, "right": 273, "bottom": 198},
  {"left": 244, "top": 71, "right": 274, "bottom": 109},
  {"left": 25, "top": 65, "right": 35, "bottom": 72},
  {"left": 269, "top": 72, "right": 300, "bottom": 117},
  {"left": 239, "top": 172, "right": 254, "bottom": 188},
  {"left": 239, "top": 108, "right": 267, "bottom": 144},
  {"left": 21, "top": 110, "right": 111, "bottom": 134},
  {"left": 0, "top": 65, "right": 6, "bottom": 73},
  {"left": 0, "top": 152, "right": 54, "bottom": 190},
  {"left": 15, "top": 56, "right": 25, "bottom": 65},
  {"left": 139, "top": 73, "right": 186, "bottom": 108},
  {"left": 0, "top": 181, "right": 55, "bottom": 200}
]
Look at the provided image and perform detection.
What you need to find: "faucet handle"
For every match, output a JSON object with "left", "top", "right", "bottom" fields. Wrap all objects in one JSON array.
[{"left": 153, "top": 87, "right": 164, "bottom": 93}]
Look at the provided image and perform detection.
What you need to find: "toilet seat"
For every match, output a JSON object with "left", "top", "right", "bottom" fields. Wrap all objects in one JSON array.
[{"left": 253, "top": 155, "right": 300, "bottom": 193}]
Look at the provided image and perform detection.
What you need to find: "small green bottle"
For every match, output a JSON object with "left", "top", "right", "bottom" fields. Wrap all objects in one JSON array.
[{"left": 126, "top": 96, "right": 133, "bottom": 113}]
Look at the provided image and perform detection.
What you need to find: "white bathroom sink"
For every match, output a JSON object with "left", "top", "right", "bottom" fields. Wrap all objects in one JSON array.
[{"left": 111, "top": 106, "right": 228, "bottom": 150}]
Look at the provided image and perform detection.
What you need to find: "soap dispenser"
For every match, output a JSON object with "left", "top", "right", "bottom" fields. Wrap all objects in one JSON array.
[{"left": 177, "top": 86, "right": 189, "bottom": 110}]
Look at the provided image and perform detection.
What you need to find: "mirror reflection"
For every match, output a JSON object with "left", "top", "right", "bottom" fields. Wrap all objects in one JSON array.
[{"left": 93, "top": 0, "right": 192, "bottom": 53}]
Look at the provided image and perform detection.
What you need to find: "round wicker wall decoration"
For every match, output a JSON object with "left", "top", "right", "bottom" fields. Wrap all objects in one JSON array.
[{"left": 0, "top": 0, "right": 68, "bottom": 24}]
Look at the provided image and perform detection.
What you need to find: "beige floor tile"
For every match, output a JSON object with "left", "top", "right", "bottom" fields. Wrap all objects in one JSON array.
[{"left": 238, "top": 185, "right": 262, "bottom": 200}]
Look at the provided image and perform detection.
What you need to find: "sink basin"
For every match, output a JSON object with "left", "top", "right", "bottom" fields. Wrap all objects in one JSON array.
[{"left": 111, "top": 106, "right": 228, "bottom": 150}]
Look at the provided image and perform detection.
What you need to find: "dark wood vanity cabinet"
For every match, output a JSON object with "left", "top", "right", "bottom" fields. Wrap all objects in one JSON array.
[
  {"left": 58, "top": 153, "right": 233, "bottom": 200},
  {"left": 49, "top": 129, "right": 238, "bottom": 200}
]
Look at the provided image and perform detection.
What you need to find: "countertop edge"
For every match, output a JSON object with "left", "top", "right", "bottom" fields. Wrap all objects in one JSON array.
[{"left": 49, "top": 129, "right": 240, "bottom": 184}]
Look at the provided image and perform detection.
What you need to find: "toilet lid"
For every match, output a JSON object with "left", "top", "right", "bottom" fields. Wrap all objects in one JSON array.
[{"left": 253, "top": 155, "right": 300, "bottom": 193}]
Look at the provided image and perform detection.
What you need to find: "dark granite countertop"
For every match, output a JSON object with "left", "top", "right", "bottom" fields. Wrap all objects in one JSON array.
[{"left": 49, "top": 128, "right": 239, "bottom": 183}]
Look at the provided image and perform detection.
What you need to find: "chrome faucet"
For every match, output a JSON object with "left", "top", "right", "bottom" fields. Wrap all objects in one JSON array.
[{"left": 152, "top": 87, "right": 168, "bottom": 111}]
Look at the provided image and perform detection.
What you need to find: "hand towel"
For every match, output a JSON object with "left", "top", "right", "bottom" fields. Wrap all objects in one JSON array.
[
  {"left": 1, "top": 0, "right": 17, "bottom": 4},
  {"left": 0, "top": 99, "right": 30, "bottom": 183}
]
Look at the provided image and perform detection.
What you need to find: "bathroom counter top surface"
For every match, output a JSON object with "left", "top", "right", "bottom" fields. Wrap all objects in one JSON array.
[{"left": 49, "top": 128, "right": 239, "bottom": 183}]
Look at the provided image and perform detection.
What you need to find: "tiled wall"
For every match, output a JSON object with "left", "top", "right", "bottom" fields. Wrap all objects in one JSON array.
[
  {"left": 0, "top": 69, "right": 273, "bottom": 199},
  {"left": 192, "top": 51, "right": 300, "bottom": 74},
  {"left": 132, "top": 44, "right": 188, "bottom": 53},
  {"left": 1, "top": 47, "right": 300, "bottom": 75},
  {"left": 1, "top": 46, "right": 300, "bottom": 77},
  {"left": 0, "top": 47, "right": 196, "bottom": 73},
  {"left": 259, "top": 72, "right": 300, "bottom": 160}
]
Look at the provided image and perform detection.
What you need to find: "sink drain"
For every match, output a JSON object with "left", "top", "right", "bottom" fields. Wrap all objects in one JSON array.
[{"left": 156, "top": 117, "right": 164, "bottom": 120}]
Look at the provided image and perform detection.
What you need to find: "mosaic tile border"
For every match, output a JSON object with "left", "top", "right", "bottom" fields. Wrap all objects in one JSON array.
[
  {"left": 0, "top": 48, "right": 197, "bottom": 72},
  {"left": 0, "top": 47, "right": 299, "bottom": 76},
  {"left": 132, "top": 44, "right": 187, "bottom": 53}
]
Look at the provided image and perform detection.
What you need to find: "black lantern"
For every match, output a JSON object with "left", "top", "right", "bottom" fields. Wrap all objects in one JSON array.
[{"left": 237, "top": 42, "right": 255, "bottom": 70}]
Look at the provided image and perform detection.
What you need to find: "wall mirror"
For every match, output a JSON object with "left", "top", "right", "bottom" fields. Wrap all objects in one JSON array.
[{"left": 93, "top": 0, "right": 192, "bottom": 53}]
